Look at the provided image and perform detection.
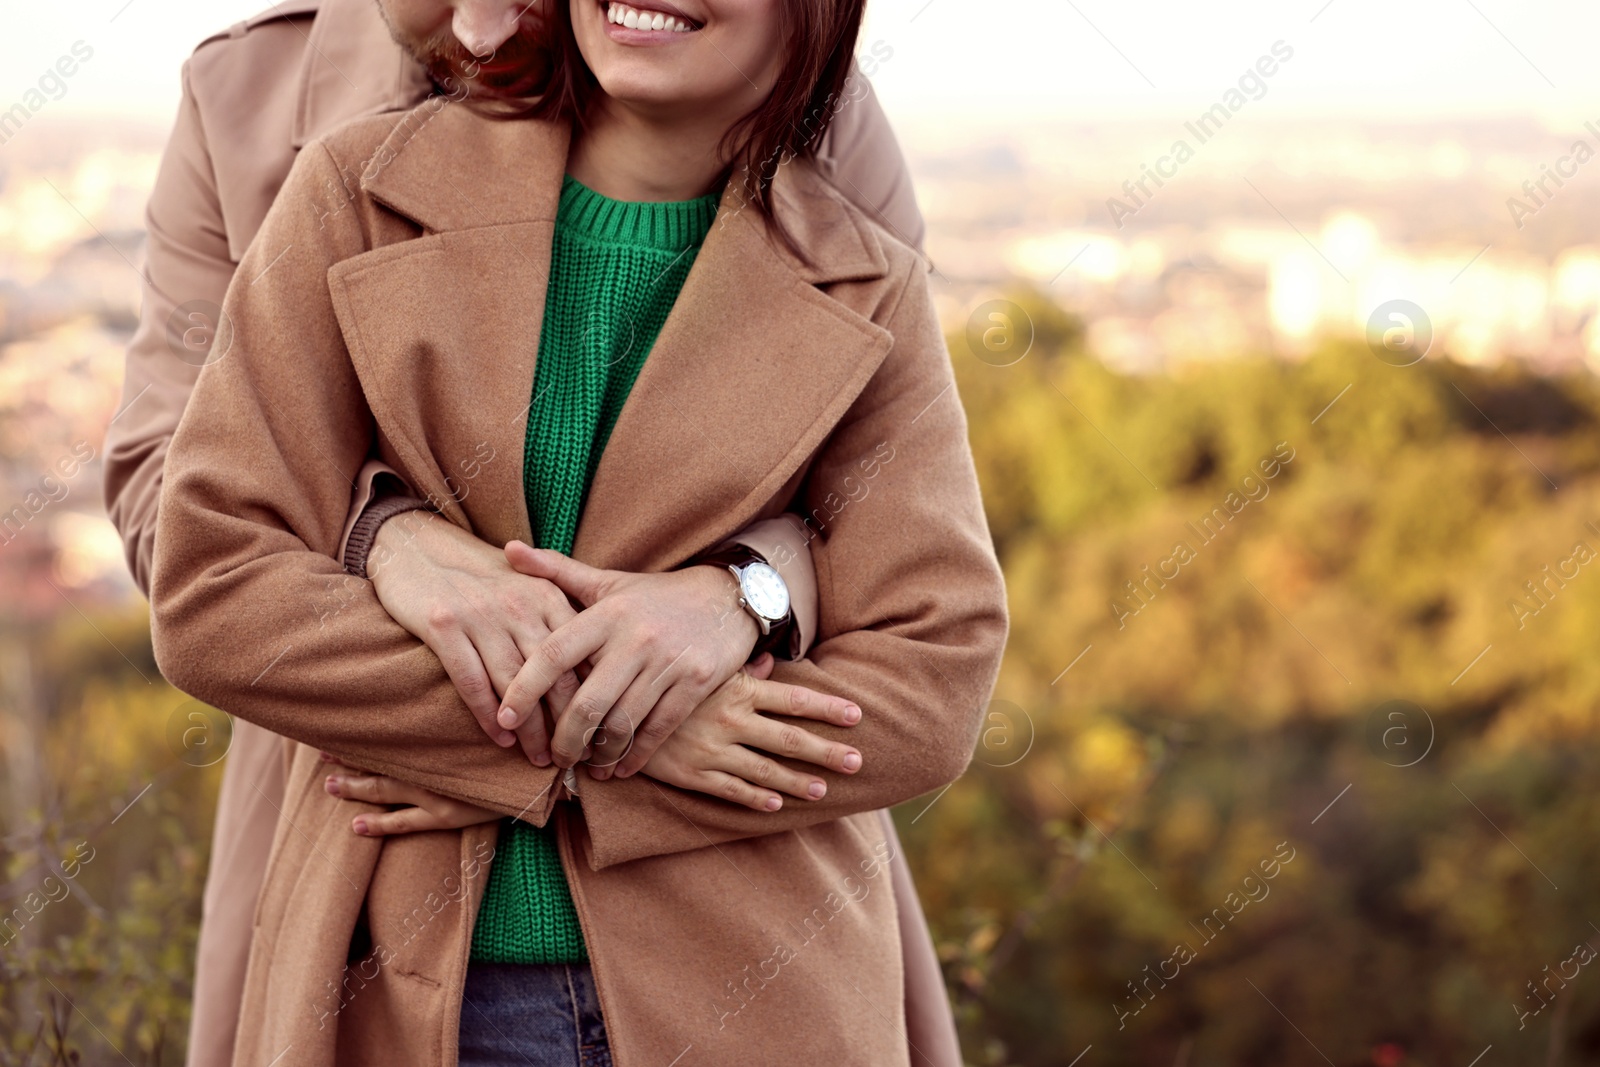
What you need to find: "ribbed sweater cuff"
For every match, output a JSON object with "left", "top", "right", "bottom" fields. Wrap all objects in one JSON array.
[{"left": 343, "top": 494, "right": 434, "bottom": 578}]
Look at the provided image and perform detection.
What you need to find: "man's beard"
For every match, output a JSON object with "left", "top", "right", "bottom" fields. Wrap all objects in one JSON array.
[{"left": 382, "top": 11, "right": 551, "bottom": 102}]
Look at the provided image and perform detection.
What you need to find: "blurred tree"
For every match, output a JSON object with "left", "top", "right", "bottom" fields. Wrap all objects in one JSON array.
[
  {"left": 1, "top": 608, "right": 213, "bottom": 1066},
  {"left": 899, "top": 305, "right": 1600, "bottom": 1065}
]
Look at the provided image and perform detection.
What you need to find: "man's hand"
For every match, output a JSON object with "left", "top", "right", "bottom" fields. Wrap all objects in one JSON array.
[
  {"left": 493, "top": 542, "right": 765, "bottom": 778},
  {"left": 368, "top": 512, "right": 580, "bottom": 765}
]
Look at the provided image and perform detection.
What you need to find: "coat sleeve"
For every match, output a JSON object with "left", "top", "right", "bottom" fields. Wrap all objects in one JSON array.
[
  {"left": 103, "top": 60, "right": 226, "bottom": 595},
  {"left": 574, "top": 261, "right": 1009, "bottom": 869},
  {"left": 148, "top": 140, "right": 562, "bottom": 823},
  {"left": 105, "top": 63, "right": 411, "bottom": 596}
]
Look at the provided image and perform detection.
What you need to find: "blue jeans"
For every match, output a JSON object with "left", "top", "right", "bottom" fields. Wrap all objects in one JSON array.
[{"left": 458, "top": 962, "right": 612, "bottom": 1067}]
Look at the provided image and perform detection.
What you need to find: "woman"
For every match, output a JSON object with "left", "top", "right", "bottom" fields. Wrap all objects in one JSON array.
[{"left": 150, "top": 0, "right": 1007, "bottom": 1063}]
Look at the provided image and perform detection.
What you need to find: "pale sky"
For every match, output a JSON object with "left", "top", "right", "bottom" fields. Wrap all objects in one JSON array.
[{"left": 1, "top": 0, "right": 1597, "bottom": 130}]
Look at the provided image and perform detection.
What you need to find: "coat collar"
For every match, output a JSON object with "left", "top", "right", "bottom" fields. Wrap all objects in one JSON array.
[
  {"left": 357, "top": 101, "right": 889, "bottom": 283},
  {"left": 290, "top": 0, "right": 433, "bottom": 149},
  {"left": 327, "top": 101, "right": 896, "bottom": 572}
]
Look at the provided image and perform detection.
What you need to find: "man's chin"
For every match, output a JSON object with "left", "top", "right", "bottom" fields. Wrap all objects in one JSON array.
[{"left": 379, "top": 13, "right": 550, "bottom": 103}]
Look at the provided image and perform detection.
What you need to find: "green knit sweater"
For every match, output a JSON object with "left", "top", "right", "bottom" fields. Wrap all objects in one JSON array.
[{"left": 469, "top": 175, "right": 721, "bottom": 963}]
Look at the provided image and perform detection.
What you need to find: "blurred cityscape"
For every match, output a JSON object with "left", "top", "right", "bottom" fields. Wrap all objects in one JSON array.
[
  {"left": 4, "top": 112, "right": 1600, "bottom": 609},
  {"left": 0, "top": 119, "right": 154, "bottom": 618},
  {"left": 910, "top": 114, "right": 1600, "bottom": 373}
]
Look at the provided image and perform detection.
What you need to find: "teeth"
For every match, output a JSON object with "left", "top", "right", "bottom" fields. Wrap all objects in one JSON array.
[{"left": 606, "top": 2, "right": 694, "bottom": 31}]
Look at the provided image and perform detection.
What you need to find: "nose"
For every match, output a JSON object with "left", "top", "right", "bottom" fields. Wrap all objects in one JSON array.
[{"left": 452, "top": 0, "right": 527, "bottom": 56}]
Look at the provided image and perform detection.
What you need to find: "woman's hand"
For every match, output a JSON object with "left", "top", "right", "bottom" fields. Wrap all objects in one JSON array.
[
  {"left": 321, "top": 758, "right": 500, "bottom": 837},
  {"left": 317, "top": 657, "right": 863, "bottom": 831},
  {"left": 368, "top": 512, "right": 577, "bottom": 766},
  {"left": 635, "top": 654, "right": 864, "bottom": 812},
  {"left": 494, "top": 542, "right": 769, "bottom": 778}
]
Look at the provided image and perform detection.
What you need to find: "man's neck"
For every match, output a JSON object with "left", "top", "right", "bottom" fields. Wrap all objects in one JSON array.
[{"left": 566, "top": 97, "right": 733, "bottom": 202}]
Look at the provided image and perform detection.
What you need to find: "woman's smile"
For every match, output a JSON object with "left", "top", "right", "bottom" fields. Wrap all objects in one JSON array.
[
  {"left": 601, "top": 0, "right": 702, "bottom": 41},
  {"left": 571, "top": 0, "right": 784, "bottom": 161}
]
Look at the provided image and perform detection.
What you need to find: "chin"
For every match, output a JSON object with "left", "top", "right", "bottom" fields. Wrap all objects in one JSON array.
[{"left": 592, "top": 68, "right": 699, "bottom": 108}]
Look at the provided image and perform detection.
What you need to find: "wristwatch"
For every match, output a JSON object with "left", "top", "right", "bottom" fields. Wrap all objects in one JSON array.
[{"left": 687, "top": 544, "right": 799, "bottom": 661}]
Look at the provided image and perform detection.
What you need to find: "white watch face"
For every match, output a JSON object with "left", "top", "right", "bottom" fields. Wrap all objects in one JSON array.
[{"left": 739, "top": 561, "right": 790, "bottom": 622}]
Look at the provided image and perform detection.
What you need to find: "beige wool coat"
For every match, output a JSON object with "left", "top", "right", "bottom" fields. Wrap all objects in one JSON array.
[{"left": 149, "top": 100, "right": 1006, "bottom": 1067}]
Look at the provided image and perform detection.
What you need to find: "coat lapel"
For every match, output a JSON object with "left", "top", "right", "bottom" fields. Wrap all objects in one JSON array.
[
  {"left": 327, "top": 110, "right": 569, "bottom": 547},
  {"left": 575, "top": 182, "right": 894, "bottom": 571},
  {"left": 325, "top": 103, "right": 894, "bottom": 565}
]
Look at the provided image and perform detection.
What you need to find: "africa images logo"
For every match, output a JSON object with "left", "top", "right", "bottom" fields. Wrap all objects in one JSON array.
[{"left": 1366, "top": 300, "right": 1433, "bottom": 367}]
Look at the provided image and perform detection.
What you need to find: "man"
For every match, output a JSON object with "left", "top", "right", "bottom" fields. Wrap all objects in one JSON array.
[{"left": 103, "top": 0, "right": 955, "bottom": 1064}]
